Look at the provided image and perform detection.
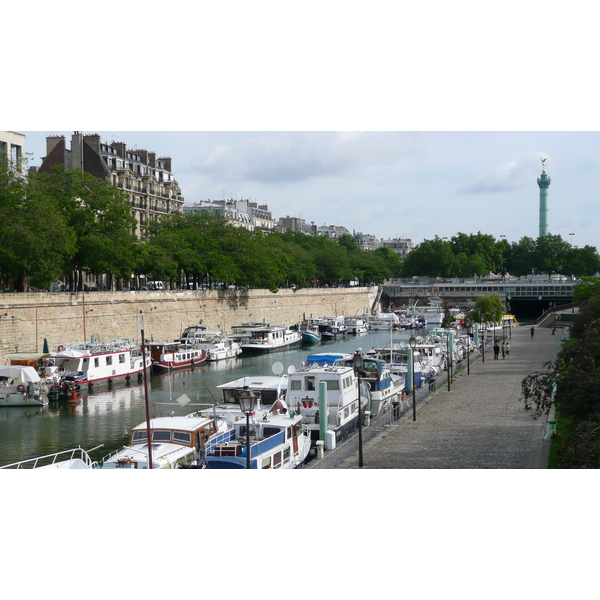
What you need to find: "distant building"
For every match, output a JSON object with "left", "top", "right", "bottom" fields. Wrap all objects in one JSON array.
[
  {"left": 317, "top": 224, "right": 351, "bottom": 240},
  {"left": 0, "top": 131, "right": 26, "bottom": 175},
  {"left": 184, "top": 198, "right": 276, "bottom": 231},
  {"left": 278, "top": 216, "right": 314, "bottom": 234},
  {"left": 37, "top": 132, "right": 184, "bottom": 238},
  {"left": 353, "top": 231, "right": 381, "bottom": 251},
  {"left": 381, "top": 238, "right": 414, "bottom": 257}
]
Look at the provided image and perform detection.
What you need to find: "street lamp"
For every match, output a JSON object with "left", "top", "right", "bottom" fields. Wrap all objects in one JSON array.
[
  {"left": 480, "top": 320, "right": 485, "bottom": 363},
  {"left": 409, "top": 335, "right": 417, "bottom": 421},
  {"left": 352, "top": 349, "right": 364, "bottom": 468},
  {"left": 237, "top": 386, "right": 256, "bottom": 469},
  {"left": 464, "top": 318, "right": 471, "bottom": 375},
  {"left": 444, "top": 327, "right": 452, "bottom": 391},
  {"left": 569, "top": 233, "right": 575, "bottom": 246}
]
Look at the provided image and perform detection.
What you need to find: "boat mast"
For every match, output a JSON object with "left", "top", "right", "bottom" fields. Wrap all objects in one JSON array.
[{"left": 140, "top": 314, "right": 153, "bottom": 469}]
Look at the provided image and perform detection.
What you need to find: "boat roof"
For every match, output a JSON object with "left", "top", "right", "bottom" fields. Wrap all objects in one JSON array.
[
  {"left": 132, "top": 414, "right": 215, "bottom": 431},
  {"left": 0, "top": 365, "right": 41, "bottom": 382},
  {"left": 217, "top": 375, "right": 287, "bottom": 390},
  {"left": 306, "top": 352, "right": 352, "bottom": 365},
  {"left": 5, "top": 352, "right": 50, "bottom": 361}
]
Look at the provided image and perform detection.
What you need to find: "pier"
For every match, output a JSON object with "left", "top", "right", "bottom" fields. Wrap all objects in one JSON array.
[{"left": 333, "top": 324, "right": 563, "bottom": 469}]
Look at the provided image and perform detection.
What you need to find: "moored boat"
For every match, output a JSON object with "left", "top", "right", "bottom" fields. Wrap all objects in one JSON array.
[
  {"left": 236, "top": 324, "right": 302, "bottom": 354},
  {"left": 47, "top": 339, "right": 152, "bottom": 400},
  {"left": 204, "top": 403, "right": 311, "bottom": 469},
  {"left": 176, "top": 326, "right": 242, "bottom": 361},
  {"left": 0, "top": 365, "right": 46, "bottom": 407},
  {"left": 0, "top": 445, "right": 101, "bottom": 469},
  {"left": 318, "top": 315, "right": 348, "bottom": 338},
  {"left": 334, "top": 351, "right": 404, "bottom": 415},
  {"left": 345, "top": 317, "right": 368, "bottom": 335},
  {"left": 286, "top": 361, "right": 368, "bottom": 445},
  {"left": 148, "top": 341, "right": 207, "bottom": 372},
  {"left": 299, "top": 318, "right": 322, "bottom": 343},
  {"left": 98, "top": 412, "right": 230, "bottom": 469}
]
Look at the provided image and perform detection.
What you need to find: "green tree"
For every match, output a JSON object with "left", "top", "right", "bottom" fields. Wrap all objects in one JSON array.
[
  {"left": 468, "top": 293, "right": 504, "bottom": 324},
  {"left": 0, "top": 161, "right": 76, "bottom": 290},
  {"left": 401, "top": 236, "right": 457, "bottom": 278},
  {"left": 35, "top": 167, "right": 138, "bottom": 290}
]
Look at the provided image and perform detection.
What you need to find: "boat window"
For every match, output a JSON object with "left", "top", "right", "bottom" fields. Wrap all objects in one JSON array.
[
  {"left": 119, "top": 354, "right": 126, "bottom": 364},
  {"left": 273, "top": 451, "right": 282, "bottom": 468},
  {"left": 283, "top": 447, "right": 291, "bottom": 462},
  {"left": 325, "top": 380, "right": 340, "bottom": 390},
  {"left": 106, "top": 356, "right": 112, "bottom": 366},
  {"left": 306, "top": 376, "right": 316, "bottom": 390},
  {"left": 263, "top": 426, "right": 282, "bottom": 438},
  {"left": 132, "top": 430, "right": 148, "bottom": 443},
  {"left": 152, "top": 430, "right": 171, "bottom": 442},
  {"left": 94, "top": 358, "right": 99, "bottom": 368},
  {"left": 290, "top": 379, "right": 302, "bottom": 390},
  {"left": 173, "top": 431, "right": 192, "bottom": 444}
]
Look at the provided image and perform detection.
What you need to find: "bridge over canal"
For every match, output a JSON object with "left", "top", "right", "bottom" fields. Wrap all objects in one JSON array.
[{"left": 382, "top": 277, "right": 578, "bottom": 318}]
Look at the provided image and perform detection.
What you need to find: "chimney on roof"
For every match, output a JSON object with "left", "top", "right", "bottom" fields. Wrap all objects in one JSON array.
[
  {"left": 112, "top": 142, "right": 126, "bottom": 159},
  {"left": 148, "top": 152, "right": 156, "bottom": 168},
  {"left": 83, "top": 133, "right": 101, "bottom": 155},
  {"left": 159, "top": 156, "right": 171, "bottom": 172},
  {"left": 45, "top": 135, "right": 65, "bottom": 155},
  {"left": 137, "top": 149, "right": 148, "bottom": 165}
]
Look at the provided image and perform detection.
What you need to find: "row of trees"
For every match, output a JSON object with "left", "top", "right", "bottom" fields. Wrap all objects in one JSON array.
[
  {"left": 2, "top": 160, "right": 599, "bottom": 293},
  {"left": 400, "top": 233, "right": 600, "bottom": 278},
  {"left": 0, "top": 162, "right": 404, "bottom": 292},
  {"left": 520, "top": 278, "right": 600, "bottom": 467}
]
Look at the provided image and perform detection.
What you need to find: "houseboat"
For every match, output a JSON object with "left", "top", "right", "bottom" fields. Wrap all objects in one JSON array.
[{"left": 148, "top": 341, "right": 207, "bottom": 372}]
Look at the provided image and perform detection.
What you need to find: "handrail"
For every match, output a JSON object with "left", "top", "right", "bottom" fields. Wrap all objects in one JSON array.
[{"left": 0, "top": 445, "right": 101, "bottom": 469}]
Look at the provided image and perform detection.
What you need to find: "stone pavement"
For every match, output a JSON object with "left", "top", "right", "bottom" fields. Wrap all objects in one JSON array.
[{"left": 338, "top": 324, "right": 565, "bottom": 469}]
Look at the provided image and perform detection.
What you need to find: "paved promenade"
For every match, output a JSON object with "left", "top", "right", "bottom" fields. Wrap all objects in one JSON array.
[{"left": 339, "top": 324, "right": 564, "bottom": 469}]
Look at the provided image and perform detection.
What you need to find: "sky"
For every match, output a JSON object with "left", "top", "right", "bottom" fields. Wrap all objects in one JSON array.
[{"left": 20, "top": 130, "right": 600, "bottom": 250}]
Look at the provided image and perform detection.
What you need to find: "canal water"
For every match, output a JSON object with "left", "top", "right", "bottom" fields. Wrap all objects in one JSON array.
[{"left": 0, "top": 326, "right": 434, "bottom": 466}]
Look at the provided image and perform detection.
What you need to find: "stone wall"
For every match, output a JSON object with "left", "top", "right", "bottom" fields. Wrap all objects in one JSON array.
[{"left": 0, "top": 287, "right": 377, "bottom": 359}]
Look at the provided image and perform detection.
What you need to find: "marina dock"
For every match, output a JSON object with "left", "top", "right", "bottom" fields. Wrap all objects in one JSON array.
[{"left": 337, "top": 324, "right": 564, "bottom": 469}]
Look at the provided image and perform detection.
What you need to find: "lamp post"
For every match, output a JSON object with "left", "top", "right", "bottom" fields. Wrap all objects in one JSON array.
[
  {"left": 480, "top": 321, "right": 485, "bottom": 363},
  {"left": 444, "top": 327, "right": 452, "bottom": 391},
  {"left": 464, "top": 318, "right": 471, "bottom": 375},
  {"left": 237, "top": 386, "right": 256, "bottom": 469},
  {"left": 409, "top": 335, "right": 417, "bottom": 421},
  {"left": 352, "top": 349, "right": 364, "bottom": 468}
]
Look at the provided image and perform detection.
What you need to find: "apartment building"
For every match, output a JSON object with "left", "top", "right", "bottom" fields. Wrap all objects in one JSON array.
[{"left": 38, "top": 132, "right": 184, "bottom": 238}]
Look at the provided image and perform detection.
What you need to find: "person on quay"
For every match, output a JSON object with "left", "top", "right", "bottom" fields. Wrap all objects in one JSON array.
[
  {"left": 493, "top": 341, "right": 500, "bottom": 359},
  {"left": 530, "top": 326, "right": 535, "bottom": 339},
  {"left": 506, "top": 342, "right": 510, "bottom": 358},
  {"left": 501, "top": 341, "right": 506, "bottom": 359}
]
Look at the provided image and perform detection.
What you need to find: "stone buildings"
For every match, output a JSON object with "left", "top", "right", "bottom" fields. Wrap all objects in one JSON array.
[{"left": 37, "top": 132, "right": 184, "bottom": 238}]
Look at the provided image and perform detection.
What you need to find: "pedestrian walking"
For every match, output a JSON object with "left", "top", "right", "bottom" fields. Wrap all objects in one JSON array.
[
  {"left": 493, "top": 341, "right": 500, "bottom": 359},
  {"left": 506, "top": 342, "right": 510, "bottom": 357},
  {"left": 530, "top": 326, "right": 535, "bottom": 339},
  {"left": 501, "top": 341, "right": 506, "bottom": 358}
]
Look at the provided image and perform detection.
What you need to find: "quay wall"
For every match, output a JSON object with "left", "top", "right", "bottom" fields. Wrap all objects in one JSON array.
[{"left": 0, "top": 287, "right": 377, "bottom": 360}]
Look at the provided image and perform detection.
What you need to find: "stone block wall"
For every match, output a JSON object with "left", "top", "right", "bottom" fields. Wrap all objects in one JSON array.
[{"left": 0, "top": 287, "right": 377, "bottom": 359}]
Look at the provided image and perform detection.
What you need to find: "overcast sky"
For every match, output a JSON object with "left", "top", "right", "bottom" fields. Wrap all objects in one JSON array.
[{"left": 21, "top": 130, "right": 600, "bottom": 250}]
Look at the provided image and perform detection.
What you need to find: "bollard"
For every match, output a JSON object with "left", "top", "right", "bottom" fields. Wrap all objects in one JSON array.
[{"left": 429, "top": 378, "right": 436, "bottom": 392}]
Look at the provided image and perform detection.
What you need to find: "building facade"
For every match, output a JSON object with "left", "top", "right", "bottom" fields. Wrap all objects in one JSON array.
[
  {"left": 381, "top": 238, "right": 414, "bottom": 257},
  {"left": 353, "top": 231, "right": 381, "bottom": 251},
  {"left": 38, "top": 132, "right": 184, "bottom": 238},
  {"left": 0, "top": 131, "right": 26, "bottom": 175}
]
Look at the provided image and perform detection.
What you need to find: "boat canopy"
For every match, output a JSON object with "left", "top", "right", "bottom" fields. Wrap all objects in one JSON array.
[{"left": 0, "top": 365, "right": 41, "bottom": 383}]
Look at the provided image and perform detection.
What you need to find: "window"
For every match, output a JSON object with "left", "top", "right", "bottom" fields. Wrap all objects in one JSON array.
[
  {"left": 325, "top": 380, "right": 340, "bottom": 390},
  {"left": 152, "top": 430, "right": 171, "bottom": 442},
  {"left": 291, "top": 379, "right": 302, "bottom": 390},
  {"left": 306, "top": 376, "right": 316, "bottom": 391},
  {"left": 94, "top": 358, "right": 99, "bottom": 368},
  {"left": 132, "top": 430, "right": 148, "bottom": 443},
  {"left": 283, "top": 447, "right": 291, "bottom": 462},
  {"left": 173, "top": 431, "right": 191, "bottom": 444},
  {"left": 106, "top": 356, "right": 112, "bottom": 366},
  {"left": 119, "top": 354, "right": 125, "bottom": 364}
]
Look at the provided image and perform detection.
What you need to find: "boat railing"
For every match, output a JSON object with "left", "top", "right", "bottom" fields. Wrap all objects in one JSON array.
[{"left": 0, "top": 445, "right": 102, "bottom": 469}]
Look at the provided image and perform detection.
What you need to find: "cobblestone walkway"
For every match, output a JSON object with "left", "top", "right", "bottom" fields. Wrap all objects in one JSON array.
[{"left": 338, "top": 324, "right": 564, "bottom": 469}]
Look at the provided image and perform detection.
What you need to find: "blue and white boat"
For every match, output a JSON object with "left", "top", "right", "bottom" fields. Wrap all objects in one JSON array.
[
  {"left": 334, "top": 351, "right": 404, "bottom": 415},
  {"left": 204, "top": 407, "right": 311, "bottom": 469},
  {"left": 299, "top": 318, "right": 322, "bottom": 343}
]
